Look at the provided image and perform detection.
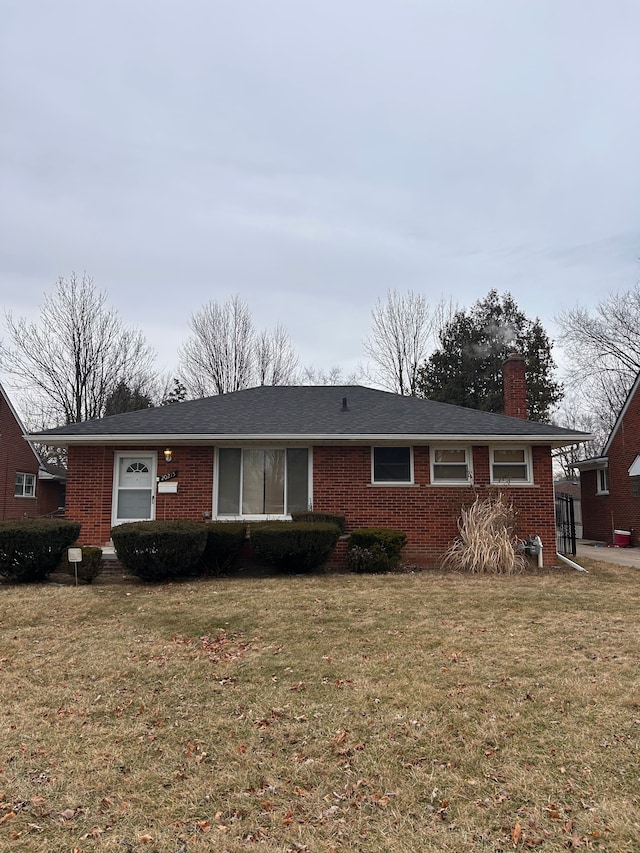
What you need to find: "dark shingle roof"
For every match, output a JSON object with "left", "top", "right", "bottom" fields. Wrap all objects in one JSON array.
[{"left": 30, "top": 385, "right": 590, "bottom": 446}]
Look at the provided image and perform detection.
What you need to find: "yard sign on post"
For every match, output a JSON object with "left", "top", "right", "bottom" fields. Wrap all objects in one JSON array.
[{"left": 68, "top": 547, "right": 82, "bottom": 586}]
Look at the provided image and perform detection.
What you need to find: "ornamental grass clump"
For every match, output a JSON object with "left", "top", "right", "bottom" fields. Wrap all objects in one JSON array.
[{"left": 442, "top": 493, "right": 527, "bottom": 574}]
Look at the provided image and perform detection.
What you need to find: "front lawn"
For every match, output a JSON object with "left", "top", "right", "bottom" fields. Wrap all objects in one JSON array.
[{"left": 1, "top": 560, "right": 638, "bottom": 851}]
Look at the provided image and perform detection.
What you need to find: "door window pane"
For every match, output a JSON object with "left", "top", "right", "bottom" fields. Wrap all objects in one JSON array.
[{"left": 117, "top": 489, "right": 152, "bottom": 519}]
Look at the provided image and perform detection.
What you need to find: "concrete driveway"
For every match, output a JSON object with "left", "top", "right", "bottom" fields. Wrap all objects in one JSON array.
[{"left": 575, "top": 541, "right": 640, "bottom": 569}]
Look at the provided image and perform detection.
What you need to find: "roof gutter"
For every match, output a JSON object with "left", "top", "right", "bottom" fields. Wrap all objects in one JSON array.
[{"left": 27, "top": 431, "right": 593, "bottom": 449}]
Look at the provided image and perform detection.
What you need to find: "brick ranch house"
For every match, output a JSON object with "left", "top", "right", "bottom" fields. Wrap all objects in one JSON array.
[
  {"left": 0, "top": 382, "right": 65, "bottom": 519},
  {"left": 29, "top": 356, "right": 589, "bottom": 568},
  {"left": 575, "top": 369, "right": 640, "bottom": 545}
]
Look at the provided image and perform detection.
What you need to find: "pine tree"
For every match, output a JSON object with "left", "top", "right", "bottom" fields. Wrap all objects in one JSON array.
[{"left": 416, "top": 290, "right": 562, "bottom": 422}]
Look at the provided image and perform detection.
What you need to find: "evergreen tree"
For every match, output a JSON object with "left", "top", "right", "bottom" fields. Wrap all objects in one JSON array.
[
  {"left": 103, "top": 382, "right": 153, "bottom": 416},
  {"left": 416, "top": 290, "right": 562, "bottom": 422},
  {"left": 160, "top": 378, "right": 187, "bottom": 406}
]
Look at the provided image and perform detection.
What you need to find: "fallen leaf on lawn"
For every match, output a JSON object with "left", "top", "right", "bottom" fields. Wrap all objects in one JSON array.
[
  {"left": 511, "top": 821, "right": 522, "bottom": 844},
  {"left": 0, "top": 811, "right": 15, "bottom": 825},
  {"left": 60, "top": 809, "right": 76, "bottom": 821},
  {"left": 139, "top": 834, "right": 153, "bottom": 843}
]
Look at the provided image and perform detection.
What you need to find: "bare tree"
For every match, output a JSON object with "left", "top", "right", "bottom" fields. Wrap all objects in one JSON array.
[
  {"left": 363, "top": 289, "right": 437, "bottom": 395},
  {"left": 179, "top": 296, "right": 255, "bottom": 396},
  {"left": 552, "top": 390, "right": 603, "bottom": 478},
  {"left": 0, "top": 272, "right": 155, "bottom": 424},
  {"left": 255, "top": 323, "right": 299, "bottom": 386},
  {"left": 555, "top": 286, "right": 640, "bottom": 446},
  {"left": 299, "top": 364, "right": 364, "bottom": 385},
  {"left": 179, "top": 296, "right": 300, "bottom": 396}
]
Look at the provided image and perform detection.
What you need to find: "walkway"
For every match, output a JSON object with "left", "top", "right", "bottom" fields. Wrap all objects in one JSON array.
[{"left": 575, "top": 541, "right": 640, "bottom": 569}]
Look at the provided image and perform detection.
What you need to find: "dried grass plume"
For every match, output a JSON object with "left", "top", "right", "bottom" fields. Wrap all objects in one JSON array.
[{"left": 442, "top": 492, "right": 527, "bottom": 574}]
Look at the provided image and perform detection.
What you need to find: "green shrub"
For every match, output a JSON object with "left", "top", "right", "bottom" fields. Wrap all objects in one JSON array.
[
  {"left": 62, "top": 545, "right": 104, "bottom": 583},
  {"left": 250, "top": 521, "right": 340, "bottom": 572},
  {"left": 347, "top": 528, "right": 407, "bottom": 573},
  {"left": 198, "top": 522, "right": 247, "bottom": 576},
  {"left": 291, "top": 511, "right": 346, "bottom": 534},
  {"left": 111, "top": 520, "right": 208, "bottom": 582},
  {"left": 0, "top": 519, "right": 81, "bottom": 583}
]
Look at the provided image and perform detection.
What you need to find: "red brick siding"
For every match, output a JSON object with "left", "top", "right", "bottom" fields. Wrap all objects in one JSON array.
[
  {"left": 0, "top": 395, "right": 61, "bottom": 519},
  {"left": 581, "top": 388, "right": 640, "bottom": 544},
  {"left": 66, "top": 446, "right": 215, "bottom": 545},
  {"left": 66, "top": 442, "right": 557, "bottom": 565},
  {"left": 313, "top": 444, "right": 556, "bottom": 567}
]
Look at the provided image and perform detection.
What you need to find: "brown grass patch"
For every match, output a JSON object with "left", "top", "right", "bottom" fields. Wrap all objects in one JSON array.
[{"left": 1, "top": 558, "right": 639, "bottom": 851}]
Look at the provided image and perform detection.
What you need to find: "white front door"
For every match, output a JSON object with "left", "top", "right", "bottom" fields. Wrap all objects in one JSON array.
[{"left": 112, "top": 453, "right": 156, "bottom": 526}]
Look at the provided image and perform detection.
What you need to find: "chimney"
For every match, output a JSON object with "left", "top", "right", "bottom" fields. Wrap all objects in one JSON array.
[{"left": 503, "top": 352, "right": 527, "bottom": 419}]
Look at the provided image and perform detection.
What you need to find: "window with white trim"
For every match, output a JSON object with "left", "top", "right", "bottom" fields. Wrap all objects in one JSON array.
[
  {"left": 490, "top": 447, "right": 532, "bottom": 483},
  {"left": 15, "top": 472, "right": 36, "bottom": 497},
  {"left": 431, "top": 447, "right": 472, "bottom": 483},
  {"left": 597, "top": 468, "right": 609, "bottom": 494},
  {"left": 217, "top": 448, "right": 309, "bottom": 516},
  {"left": 372, "top": 447, "right": 413, "bottom": 483}
]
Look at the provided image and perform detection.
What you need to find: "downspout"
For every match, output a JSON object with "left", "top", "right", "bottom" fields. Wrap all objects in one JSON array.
[{"left": 556, "top": 552, "right": 588, "bottom": 573}]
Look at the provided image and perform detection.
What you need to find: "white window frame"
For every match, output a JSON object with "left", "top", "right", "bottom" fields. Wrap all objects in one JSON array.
[
  {"left": 430, "top": 446, "right": 473, "bottom": 485},
  {"left": 371, "top": 446, "right": 414, "bottom": 485},
  {"left": 596, "top": 467, "right": 609, "bottom": 495},
  {"left": 214, "top": 446, "right": 313, "bottom": 520},
  {"left": 490, "top": 446, "right": 533, "bottom": 485},
  {"left": 15, "top": 472, "right": 36, "bottom": 498}
]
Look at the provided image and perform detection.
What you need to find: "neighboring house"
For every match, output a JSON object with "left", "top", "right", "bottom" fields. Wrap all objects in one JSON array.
[
  {"left": 576, "top": 371, "right": 640, "bottom": 544},
  {"left": 553, "top": 479, "right": 583, "bottom": 539},
  {"left": 0, "top": 383, "right": 65, "bottom": 520},
  {"left": 28, "top": 356, "right": 589, "bottom": 567}
]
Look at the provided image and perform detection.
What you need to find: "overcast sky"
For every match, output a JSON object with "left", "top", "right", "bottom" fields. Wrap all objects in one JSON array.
[{"left": 1, "top": 0, "right": 639, "bottom": 387}]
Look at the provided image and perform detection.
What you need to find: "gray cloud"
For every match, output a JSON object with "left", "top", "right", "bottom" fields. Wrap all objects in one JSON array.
[{"left": 1, "top": 0, "right": 639, "bottom": 383}]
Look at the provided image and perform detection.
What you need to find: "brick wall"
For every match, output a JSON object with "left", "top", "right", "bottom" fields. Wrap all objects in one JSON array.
[
  {"left": 0, "top": 394, "right": 61, "bottom": 519},
  {"left": 66, "top": 442, "right": 557, "bottom": 566},
  {"left": 66, "top": 445, "right": 215, "bottom": 545},
  {"left": 580, "top": 469, "right": 612, "bottom": 541},
  {"left": 503, "top": 353, "right": 527, "bottom": 419},
  {"left": 581, "top": 387, "right": 640, "bottom": 544},
  {"left": 312, "top": 444, "right": 556, "bottom": 566}
]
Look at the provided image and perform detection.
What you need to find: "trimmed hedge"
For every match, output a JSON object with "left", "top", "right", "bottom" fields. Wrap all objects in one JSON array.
[
  {"left": 111, "top": 520, "right": 208, "bottom": 582},
  {"left": 198, "top": 522, "right": 247, "bottom": 576},
  {"left": 291, "top": 511, "right": 346, "bottom": 534},
  {"left": 347, "top": 527, "right": 407, "bottom": 573},
  {"left": 0, "top": 519, "right": 82, "bottom": 582},
  {"left": 250, "top": 521, "right": 341, "bottom": 572}
]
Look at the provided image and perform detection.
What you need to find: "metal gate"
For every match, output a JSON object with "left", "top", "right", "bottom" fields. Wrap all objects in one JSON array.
[{"left": 555, "top": 492, "right": 576, "bottom": 556}]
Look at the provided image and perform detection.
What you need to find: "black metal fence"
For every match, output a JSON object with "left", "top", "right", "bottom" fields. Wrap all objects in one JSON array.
[{"left": 555, "top": 492, "right": 576, "bottom": 556}]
